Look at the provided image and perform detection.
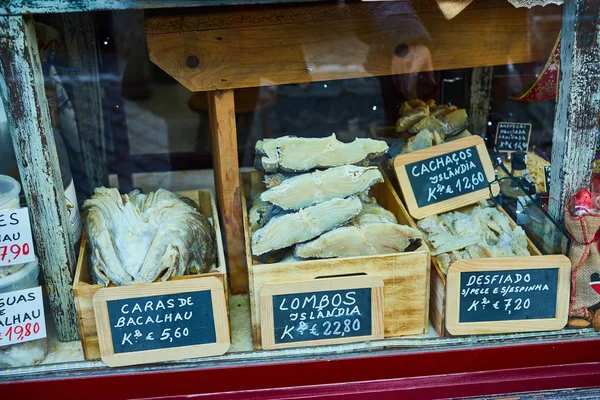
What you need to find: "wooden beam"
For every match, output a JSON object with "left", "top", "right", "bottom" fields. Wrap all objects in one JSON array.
[
  {"left": 146, "top": 2, "right": 561, "bottom": 92},
  {"left": 0, "top": 0, "right": 322, "bottom": 16},
  {"left": 61, "top": 12, "right": 106, "bottom": 193},
  {"left": 207, "top": 90, "right": 247, "bottom": 294},
  {"left": 469, "top": 66, "right": 494, "bottom": 136},
  {"left": 549, "top": 0, "right": 600, "bottom": 222},
  {"left": 0, "top": 15, "right": 79, "bottom": 341}
]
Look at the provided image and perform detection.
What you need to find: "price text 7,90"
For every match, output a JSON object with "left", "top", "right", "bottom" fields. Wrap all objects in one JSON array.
[{"left": 0, "top": 243, "right": 31, "bottom": 264}]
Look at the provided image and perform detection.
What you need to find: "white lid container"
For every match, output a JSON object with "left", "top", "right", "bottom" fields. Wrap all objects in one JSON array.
[
  {"left": 0, "top": 258, "right": 40, "bottom": 293},
  {"left": 0, "top": 174, "right": 21, "bottom": 210}
]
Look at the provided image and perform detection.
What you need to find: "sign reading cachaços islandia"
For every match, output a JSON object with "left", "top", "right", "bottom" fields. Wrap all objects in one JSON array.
[
  {"left": 260, "top": 276, "right": 384, "bottom": 349},
  {"left": 394, "top": 136, "right": 500, "bottom": 219},
  {"left": 445, "top": 256, "right": 571, "bottom": 335},
  {"left": 93, "top": 277, "right": 230, "bottom": 367}
]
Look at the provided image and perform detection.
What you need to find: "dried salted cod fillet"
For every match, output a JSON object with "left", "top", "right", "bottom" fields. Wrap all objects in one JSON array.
[
  {"left": 261, "top": 166, "right": 383, "bottom": 210},
  {"left": 257, "top": 135, "right": 388, "bottom": 173},
  {"left": 356, "top": 191, "right": 378, "bottom": 204},
  {"left": 403, "top": 129, "right": 434, "bottom": 153},
  {"left": 84, "top": 188, "right": 216, "bottom": 286},
  {"left": 399, "top": 99, "right": 429, "bottom": 116},
  {"left": 417, "top": 214, "right": 479, "bottom": 255},
  {"left": 430, "top": 105, "right": 457, "bottom": 119},
  {"left": 353, "top": 203, "right": 397, "bottom": 225},
  {"left": 396, "top": 106, "right": 429, "bottom": 132},
  {"left": 295, "top": 222, "right": 422, "bottom": 259},
  {"left": 446, "top": 129, "right": 472, "bottom": 142},
  {"left": 251, "top": 196, "right": 362, "bottom": 255},
  {"left": 435, "top": 253, "right": 456, "bottom": 274},
  {"left": 443, "top": 109, "right": 468, "bottom": 136},
  {"left": 409, "top": 116, "right": 447, "bottom": 135}
]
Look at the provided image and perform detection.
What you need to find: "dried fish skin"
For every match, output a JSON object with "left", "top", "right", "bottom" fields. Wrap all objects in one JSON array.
[
  {"left": 85, "top": 188, "right": 216, "bottom": 286},
  {"left": 295, "top": 222, "right": 423, "bottom": 259},
  {"left": 258, "top": 134, "right": 388, "bottom": 173},
  {"left": 263, "top": 173, "right": 293, "bottom": 189},
  {"left": 251, "top": 196, "right": 362, "bottom": 255},
  {"left": 248, "top": 197, "right": 287, "bottom": 233},
  {"left": 248, "top": 197, "right": 270, "bottom": 233},
  {"left": 260, "top": 166, "right": 383, "bottom": 210}
]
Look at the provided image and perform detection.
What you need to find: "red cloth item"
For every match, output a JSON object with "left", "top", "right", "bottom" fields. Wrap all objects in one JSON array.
[{"left": 512, "top": 31, "right": 561, "bottom": 101}]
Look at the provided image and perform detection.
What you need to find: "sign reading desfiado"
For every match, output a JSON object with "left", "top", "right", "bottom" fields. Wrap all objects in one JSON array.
[{"left": 445, "top": 256, "right": 571, "bottom": 335}]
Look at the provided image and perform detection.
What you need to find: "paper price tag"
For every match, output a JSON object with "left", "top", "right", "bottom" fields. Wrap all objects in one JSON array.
[
  {"left": 0, "top": 208, "right": 36, "bottom": 267},
  {"left": 0, "top": 286, "right": 47, "bottom": 346}
]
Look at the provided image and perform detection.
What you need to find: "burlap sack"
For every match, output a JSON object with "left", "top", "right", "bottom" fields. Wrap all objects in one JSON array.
[{"left": 564, "top": 205, "right": 600, "bottom": 317}]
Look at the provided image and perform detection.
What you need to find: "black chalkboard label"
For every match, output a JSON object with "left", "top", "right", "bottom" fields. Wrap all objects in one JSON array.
[
  {"left": 406, "top": 146, "right": 488, "bottom": 207},
  {"left": 107, "top": 290, "right": 216, "bottom": 353},
  {"left": 496, "top": 122, "right": 531, "bottom": 152},
  {"left": 260, "top": 276, "right": 384, "bottom": 349},
  {"left": 544, "top": 166, "right": 551, "bottom": 192},
  {"left": 458, "top": 268, "right": 558, "bottom": 323},
  {"left": 272, "top": 288, "right": 372, "bottom": 344}
]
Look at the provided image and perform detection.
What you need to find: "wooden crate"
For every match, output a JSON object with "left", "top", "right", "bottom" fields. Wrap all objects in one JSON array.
[
  {"left": 241, "top": 170, "right": 431, "bottom": 350},
  {"left": 73, "top": 189, "right": 228, "bottom": 360},
  {"left": 423, "top": 203, "right": 544, "bottom": 337}
]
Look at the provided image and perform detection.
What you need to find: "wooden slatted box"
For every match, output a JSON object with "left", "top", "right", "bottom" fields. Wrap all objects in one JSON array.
[
  {"left": 391, "top": 138, "right": 570, "bottom": 337},
  {"left": 73, "top": 189, "right": 228, "bottom": 360},
  {"left": 426, "top": 203, "right": 545, "bottom": 336},
  {"left": 241, "top": 169, "right": 431, "bottom": 350}
]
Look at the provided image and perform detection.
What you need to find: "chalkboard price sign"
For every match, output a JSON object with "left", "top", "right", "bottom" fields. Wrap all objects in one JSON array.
[
  {"left": 394, "top": 136, "right": 499, "bottom": 219},
  {"left": 406, "top": 145, "right": 486, "bottom": 207},
  {"left": 446, "top": 256, "right": 571, "bottom": 335},
  {"left": 458, "top": 268, "right": 558, "bottom": 323},
  {"left": 93, "top": 277, "right": 230, "bottom": 367},
  {"left": 260, "top": 276, "right": 384, "bottom": 349},
  {"left": 495, "top": 122, "right": 531, "bottom": 153},
  {"left": 107, "top": 290, "right": 215, "bottom": 354}
]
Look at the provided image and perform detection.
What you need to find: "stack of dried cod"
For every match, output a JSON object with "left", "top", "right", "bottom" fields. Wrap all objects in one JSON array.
[
  {"left": 393, "top": 99, "right": 471, "bottom": 155},
  {"left": 249, "top": 134, "right": 423, "bottom": 260},
  {"left": 417, "top": 201, "right": 531, "bottom": 274},
  {"left": 84, "top": 188, "right": 216, "bottom": 286}
]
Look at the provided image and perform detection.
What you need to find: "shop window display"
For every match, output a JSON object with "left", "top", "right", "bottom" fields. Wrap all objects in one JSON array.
[{"left": 0, "top": 0, "right": 599, "bottom": 398}]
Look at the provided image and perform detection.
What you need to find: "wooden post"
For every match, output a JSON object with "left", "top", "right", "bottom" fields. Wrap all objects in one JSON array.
[
  {"left": 549, "top": 0, "right": 600, "bottom": 222},
  {"left": 0, "top": 15, "right": 79, "bottom": 341},
  {"left": 207, "top": 90, "right": 247, "bottom": 294},
  {"left": 61, "top": 12, "right": 106, "bottom": 191},
  {"left": 469, "top": 66, "right": 493, "bottom": 136}
]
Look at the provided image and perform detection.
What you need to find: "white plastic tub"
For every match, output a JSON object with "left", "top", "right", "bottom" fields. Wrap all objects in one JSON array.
[
  {"left": 0, "top": 259, "right": 48, "bottom": 367},
  {"left": 0, "top": 174, "right": 20, "bottom": 210}
]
